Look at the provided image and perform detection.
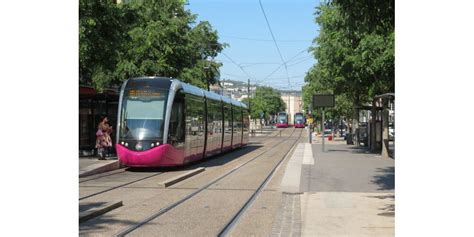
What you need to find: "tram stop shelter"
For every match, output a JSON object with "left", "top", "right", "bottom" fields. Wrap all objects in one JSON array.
[
  {"left": 79, "top": 86, "right": 119, "bottom": 157},
  {"left": 351, "top": 93, "right": 395, "bottom": 158},
  {"left": 369, "top": 93, "right": 395, "bottom": 158},
  {"left": 352, "top": 104, "right": 373, "bottom": 147}
]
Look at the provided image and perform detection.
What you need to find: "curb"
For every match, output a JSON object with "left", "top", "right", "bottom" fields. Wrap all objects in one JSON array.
[
  {"left": 158, "top": 167, "right": 205, "bottom": 188},
  {"left": 79, "top": 200, "right": 123, "bottom": 223},
  {"left": 79, "top": 160, "right": 121, "bottom": 178}
]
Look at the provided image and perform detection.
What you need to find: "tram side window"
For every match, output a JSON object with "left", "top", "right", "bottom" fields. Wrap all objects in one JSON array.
[
  {"left": 225, "top": 105, "right": 232, "bottom": 135},
  {"left": 243, "top": 108, "right": 249, "bottom": 132},
  {"left": 169, "top": 92, "right": 185, "bottom": 144}
]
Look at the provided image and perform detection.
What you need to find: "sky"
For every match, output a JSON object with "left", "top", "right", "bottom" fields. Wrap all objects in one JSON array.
[{"left": 185, "top": 0, "right": 321, "bottom": 91}]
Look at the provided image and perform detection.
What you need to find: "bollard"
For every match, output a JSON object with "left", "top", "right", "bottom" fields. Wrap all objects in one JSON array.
[{"left": 280, "top": 130, "right": 282, "bottom": 137}]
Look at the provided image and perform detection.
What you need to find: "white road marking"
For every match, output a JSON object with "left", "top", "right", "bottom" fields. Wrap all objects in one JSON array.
[
  {"left": 302, "top": 143, "right": 314, "bottom": 165},
  {"left": 280, "top": 143, "right": 305, "bottom": 193}
]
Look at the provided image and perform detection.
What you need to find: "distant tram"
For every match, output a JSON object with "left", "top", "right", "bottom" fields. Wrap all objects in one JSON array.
[
  {"left": 115, "top": 77, "right": 249, "bottom": 167},
  {"left": 276, "top": 112, "right": 289, "bottom": 128},
  {"left": 294, "top": 112, "right": 306, "bottom": 128}
]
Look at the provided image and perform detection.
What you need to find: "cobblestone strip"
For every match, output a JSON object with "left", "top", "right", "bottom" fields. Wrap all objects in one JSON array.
[{"left": 271, "top": 193, "right": 302, "bottom": 237}]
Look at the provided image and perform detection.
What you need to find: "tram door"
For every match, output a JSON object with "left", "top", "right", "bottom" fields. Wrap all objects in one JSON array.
[{"left": 169, "top": 91, "right": 185, "bottom": 149}]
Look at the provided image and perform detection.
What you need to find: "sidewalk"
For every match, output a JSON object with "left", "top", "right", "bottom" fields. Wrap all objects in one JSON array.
[
  {"left": 275, "top": 141, "right": 395, "bottom": 236},
  {"left": 79, "top": 156, "right": 121, "bottom": 178}
]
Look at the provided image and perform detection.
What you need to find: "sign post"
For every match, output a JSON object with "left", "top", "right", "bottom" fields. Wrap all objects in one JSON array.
[
  {"left": 321, "top": 108, "right": 325, "bottom": 152},
  {"left": 313, "top": 94, "right": 335, "bottom": 153},
  {"left": 307, "top": 108, "right": 313, "bottom": 144}
]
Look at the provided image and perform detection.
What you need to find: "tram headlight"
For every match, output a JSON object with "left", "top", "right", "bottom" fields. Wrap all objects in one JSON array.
[
  {"left": 121, "top": 141, "right": 124, "bottom": 145},
  {"left": 156, "top": 142, "right": 160, "bottom": 146},
  {"left": 151, "top": 143, "right": 154, "bottom": 147},
  {"left": 125, "top": 142, "right": 128, "bottom": 147}
]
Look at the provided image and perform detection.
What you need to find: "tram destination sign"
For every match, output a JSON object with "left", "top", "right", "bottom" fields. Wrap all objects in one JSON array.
[{"left": 313, "top": 94, "right": 335, "bottom": 108}]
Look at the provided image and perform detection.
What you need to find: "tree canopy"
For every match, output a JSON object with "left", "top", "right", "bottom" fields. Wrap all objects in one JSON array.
[
  {"left": 303, "top": 0, "right": 394, "bottom": 120},
  {"left": 79, "top": 0, "right": 225, "bottom": 91},
  {"left": 242, "top": 86, "right": 286, "bottom": 120}
]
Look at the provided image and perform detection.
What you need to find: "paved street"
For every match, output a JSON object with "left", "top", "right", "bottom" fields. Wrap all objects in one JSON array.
[
  {"left": 274, "top": 139, "right": 395, "bottom": 236},
  {"left": 78, "top": 131, "right": 395, "bottom": 236},
  {"left": 301, "top": 143, "right": 394, "bottom": 193}
]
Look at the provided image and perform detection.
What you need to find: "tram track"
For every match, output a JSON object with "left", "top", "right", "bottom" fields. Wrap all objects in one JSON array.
[
  {"left": 79, "top": 172, "right": 165, "bottom": 201},
  {"left": 248, "top": 127, "right": 285, "bottom": 141},
  {"left": 79, "top": 128, "right": 282, "bottom": 202},
  {"left": 79, "top": 168, "right": 127, "bottom": 184},
  {"left": 113, "top": 128, "right": 302, "bottom": 236},
  {"left": 218, "top": 129, "right": 303, "bottom": 236}
]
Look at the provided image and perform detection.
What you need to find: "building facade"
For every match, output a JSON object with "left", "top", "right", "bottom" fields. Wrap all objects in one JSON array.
[{"left": 280, "top": 91, "right": 302, "bottom": 124}]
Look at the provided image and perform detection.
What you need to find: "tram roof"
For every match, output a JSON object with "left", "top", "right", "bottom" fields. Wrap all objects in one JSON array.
[
  {"left": 203, "top": 90, "right": 222, "bottom": 101},
  {"left": 179, "top": 82, "right": 204, "bottom": 97},
  {"left": 127, "top": 77, "right": 246, "bottom": 108}
]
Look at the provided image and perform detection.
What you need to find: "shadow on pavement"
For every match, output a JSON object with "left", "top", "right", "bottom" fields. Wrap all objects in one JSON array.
[
  {"left": 79, "top": 202, "right": 108, "bottom": 213},
  {"left": 371, "top": 166, "right": 395, "bottom": 191},
  {"left": 347, "top": 146, "right": 373, "bottom": 154},
  {"left": 79, "top": 214, "right": 142, "bottom": 235},
  {"left": 378, "top": 203, "right": 395, "bottom": 217},
  {"left": 366, "top": 194, "right": 395, "bottom": 217},
  {"left": 123, "top": 144, "right": 262, "bottom": 173}
]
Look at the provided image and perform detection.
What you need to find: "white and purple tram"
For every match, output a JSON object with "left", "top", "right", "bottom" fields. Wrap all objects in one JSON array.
[
  {"left": 115, "top": 77, "right": 249, "bottom": 167},
  {"left": 294, "top": 112, "right": 306, "bottom": 128},
  {"left": 276, "top": 112, "right": 289, "bottom": 128}
]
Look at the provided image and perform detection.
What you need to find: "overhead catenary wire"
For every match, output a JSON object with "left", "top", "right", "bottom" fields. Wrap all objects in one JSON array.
[
  {"left": 220, "top": 34, "right": 313, "bottom": 42},
  {"left": 258, "top": 0, "right": 291, "bottom": 89},
  {"left": 264, "top": 74, "right": 307, "bottom": 81},
  {"left": 255, "top": 48, "right": 308, "bottom": 84},
  {"left": 286, "top": 56, "right": 313, "bottom": 67},
  {"left": 221, "top": 52, "right": 254, "bottom": 80},
  {"left": 221, "top": 72, "right": 249, "bottom": 78}
]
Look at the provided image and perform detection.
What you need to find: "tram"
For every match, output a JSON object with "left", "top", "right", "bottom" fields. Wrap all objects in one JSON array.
[
  {"left": 294, "top": 112, "right": 306, "bottom": 128},
  {"left": 276, "top": 112, "right": 289, "bottom": 128},
  {"left": 115, "top": 77, "right": 249, "bottom": 167}
]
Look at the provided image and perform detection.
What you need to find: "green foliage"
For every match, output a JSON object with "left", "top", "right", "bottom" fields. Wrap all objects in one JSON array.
[
  {"left": 242, "top": 87, "right": 285, "bottom": 119},
  {"left": 303, "top": 0, "right": 394, "bottom": 120},
  {"left": 79, "top": 0, "right": 225, "bottom": 91},
  {"left": 79, "top": 0, "right": 128, "bottom": 91}
]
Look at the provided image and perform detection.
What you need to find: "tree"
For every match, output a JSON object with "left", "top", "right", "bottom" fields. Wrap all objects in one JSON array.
[
  {"left": 178, "top": 21, "right": 225, "bottom": 90},
  {"left": 242, "top": 86, "right": 285, "bottom": 120},
  {"left": 114, "top": 0, "right": 225, "bottom": 90},
  {"left": 304, "top": 0, "right": 394, "bottom": 121},
  {"left": 79, "top": 0, "right": 225, "bottom": 91},
  {"left": 79, "top": 0, "right": 129, "bottom": 90}
]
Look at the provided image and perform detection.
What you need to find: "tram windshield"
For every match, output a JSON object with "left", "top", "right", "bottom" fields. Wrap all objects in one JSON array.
[
  {"left": 295, "top": 114, "right": 304, "bottom": 120},
  {"left": 278, "top": 113, "right": 287, "bottom": 122},
  {"left": 119, "top": 89, "right": 169, "bottom": 141}
]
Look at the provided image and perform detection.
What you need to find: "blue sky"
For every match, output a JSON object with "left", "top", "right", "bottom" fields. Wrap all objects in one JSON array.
[{"left": 185, "top": 0, "right": 320, "bottom": 91}]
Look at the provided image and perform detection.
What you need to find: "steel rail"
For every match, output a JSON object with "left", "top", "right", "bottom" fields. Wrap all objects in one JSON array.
[
  {"left": 79, "top": 172, "right": 164, "bottom": 201},
  {"left": 217, "top": 129, "right": 303, "bottom": 236},
  {"left": 114, "top": 128, "right": 299, "bottom": 237},
  {"left": 79, "top": 168, "right": 127, "bottom": 183}
]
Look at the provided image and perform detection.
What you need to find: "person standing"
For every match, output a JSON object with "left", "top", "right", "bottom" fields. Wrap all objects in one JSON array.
[{"left": 95, "top": 116, "right": 113, "bottom": 160}]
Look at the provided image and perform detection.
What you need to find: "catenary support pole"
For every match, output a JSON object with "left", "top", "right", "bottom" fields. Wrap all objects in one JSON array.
[{"left": 322, "top": 108, "right": 325, "bottom": 152}]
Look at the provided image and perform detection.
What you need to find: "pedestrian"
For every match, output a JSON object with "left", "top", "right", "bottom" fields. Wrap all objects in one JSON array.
[{"left": 95, "top": 116, "right": 113, "bottom": 160}]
